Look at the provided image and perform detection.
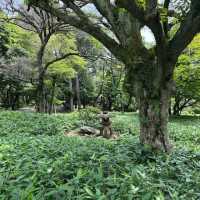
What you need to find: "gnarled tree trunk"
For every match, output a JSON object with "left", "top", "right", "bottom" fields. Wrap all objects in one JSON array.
[
  {"left": 127, "top": 58, "right": 174, "bottom": 152},
  {"left": 137, "top": 85, "right": 172, "bottom": 152}
]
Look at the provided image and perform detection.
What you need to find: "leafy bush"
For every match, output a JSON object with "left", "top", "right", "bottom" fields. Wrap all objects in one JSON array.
[{"left": 78, "top": 106, "right": 101, "bottom": 127}]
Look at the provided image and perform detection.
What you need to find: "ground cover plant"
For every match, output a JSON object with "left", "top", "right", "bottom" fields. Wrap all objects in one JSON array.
[{"left": 0, "top": 111, "right": 200, "bottom": 199}]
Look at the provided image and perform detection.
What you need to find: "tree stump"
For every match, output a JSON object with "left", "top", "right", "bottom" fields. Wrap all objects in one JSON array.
[{"left": 99, "top": 111, "right": 113, "bottom": 139}]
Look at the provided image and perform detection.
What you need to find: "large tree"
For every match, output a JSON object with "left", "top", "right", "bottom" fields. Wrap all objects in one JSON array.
[
  {"left": 2, "top": 0, "right": 79, "bottom": 112},
  {"left": 28, "top": 0, "right": 200, "bottom": 152}
]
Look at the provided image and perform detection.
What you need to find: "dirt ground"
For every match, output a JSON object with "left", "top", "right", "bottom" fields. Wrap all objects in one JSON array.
[{"left": 64, "top": 130, "right": 119, "bottom": 139}]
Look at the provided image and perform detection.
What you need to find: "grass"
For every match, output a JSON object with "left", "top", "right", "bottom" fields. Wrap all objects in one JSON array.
[{"left": 0, "top": 111, "right": 200, "bottom": 199}]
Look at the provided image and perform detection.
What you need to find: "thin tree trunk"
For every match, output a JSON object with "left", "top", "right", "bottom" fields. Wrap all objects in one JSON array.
[
  {"left": 75, "top": 75, "right": 81, "bottom": 109},
  {"left": 36, "top": 75, "right": 45, "bottom": 112},
  {"left": 48, "top": 77, "right": 56, "bottom": 114},
  {"left": 95, "top": 65, "right": 105, "bottom": 105},
  {"left": 44, "top": 87, "right": 48, "bottom": 113},
  {"left": 173, "top": 96, "right": 181, "bottom": 116},
  {"left": 11, "top": 93, "right": 19, "bottom": 110},
  {"left": 35, "top": 42, "right": 48, "bottom": 113},
  {"left": 69, "top": 78, "right": 74, "bottom": 112}
]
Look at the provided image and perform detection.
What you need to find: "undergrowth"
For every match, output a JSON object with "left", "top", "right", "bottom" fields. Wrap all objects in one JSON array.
[{"left": 0, "top": 111, "right": 200, "bottom": 199}]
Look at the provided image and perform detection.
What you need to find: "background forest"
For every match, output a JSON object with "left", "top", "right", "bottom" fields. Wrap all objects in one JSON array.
[{"left": 0, "top": 1, "right": 200, "bottom": 115}]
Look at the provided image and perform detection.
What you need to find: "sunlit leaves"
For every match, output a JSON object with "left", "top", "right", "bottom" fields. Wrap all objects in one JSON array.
[
  {"left": 45, "top": 33, "right": 77, "bottom": 62},
  {"left": 48, "top": 60, "right": 76, "bottom": 78}
]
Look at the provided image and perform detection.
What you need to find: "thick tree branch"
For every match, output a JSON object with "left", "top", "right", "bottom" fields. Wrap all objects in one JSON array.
[
  {"left": 168, "top": 12, "right": 200, "bottom": 62},
  {"left": 92, "top": 0, "right": 122, "bottom": 43},
  {"left": 115, "top": 0, "right": 146, "bottom": 23},
  {"left": 36, "top": 3, "right": 125, "bottom": 61},
  {"left": 95, "top": 0, "right": 149, "bottom": 60}
]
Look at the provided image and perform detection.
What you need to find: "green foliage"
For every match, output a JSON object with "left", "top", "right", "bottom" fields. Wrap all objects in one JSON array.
[
  {"left": 5, "top": 23, "right": 33, "bottom": 58},
  {"left": 46, "top": 33, "right": 87, "bottom": 78},
  {"left": 0, "top": 111, "right": 200, "bottom": 199},
  {"left": 159, "top": 8, "right": 168, "bottom": 22},
  {"left": 78, "top": 106, "right": 101, "bottom": 127},
  {"left": 111, "top": 112, "right": 139, "bottom": 135},
  {"left": 79, "top": 70, "right": 96, "bottom": 105},
  {"left": 48, "top": 60, "right": 76, "bottom": 78},
  {"left": 192, "top": 106, "right": 200, "bottom": 114},
  {"left": 174, "top": 58, "right": 200, "bottom": 99},
  {"left": 0, "top": 13, "right": 9, "bottom": 57},
  {"left": 136, "top": 0, "right": 145, "bottom": 8},
  {"left": 0, "top": 17, "right": 36, "bottom": 110},
  {"left": 45, "top": 34, "right": 77, "bottom": 59},
  {"left": 0, "top": 111, "right": 75, "bottom": 137},
  {"left": 173, "top": 34, "right": 200, "bottom": 114},
  {"left": 96, "top": 59, "right": 125, "bottom": 111}
]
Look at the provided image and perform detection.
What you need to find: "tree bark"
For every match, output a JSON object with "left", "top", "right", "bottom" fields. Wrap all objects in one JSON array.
[
  {"left": 127, "top": 58, "right": 174, "bottom": 152},
  {"left": 137, "top": 87, "right": 172, "bottom": 152}
]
